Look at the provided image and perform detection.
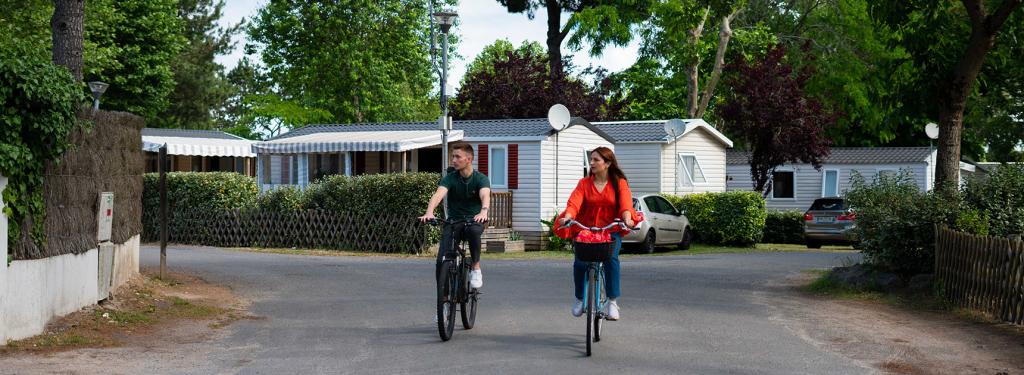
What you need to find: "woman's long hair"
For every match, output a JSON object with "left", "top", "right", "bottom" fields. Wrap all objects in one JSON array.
[{"left": 591, "top": 146, "right": 628, "bottom": 187}]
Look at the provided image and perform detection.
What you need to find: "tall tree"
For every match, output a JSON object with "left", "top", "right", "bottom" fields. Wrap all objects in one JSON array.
[
  {"left": 84, "top": 0, "right": 186, "bottom": 120},
  {"left": 496, "top": 0, "right": 652, "bottom": 74},
  {"left": 871, "top": 0, "right": 1023, "bottom": 189},
  {"left": 719, "top": 46, "right": 835, "bottom": 195},
  {"left": 451, "top": 41, "right": 612, "bottom": 120},
  {"left": 51, "top": 0, "right": 86, "bottom": 81},
  {"left": 248, "top": 0, "right": 444, "bottom": 125},
  {"left": 151, "top": 0, "right": 240, "bottom": 129}
]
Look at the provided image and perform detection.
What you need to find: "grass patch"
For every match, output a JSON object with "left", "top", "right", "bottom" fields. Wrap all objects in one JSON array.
[
  {"left": 802, "top": 270, "right": 885, "bottom": 300},
  {"left": 801, "top": 268, "right": 952, "bottom": 312}
]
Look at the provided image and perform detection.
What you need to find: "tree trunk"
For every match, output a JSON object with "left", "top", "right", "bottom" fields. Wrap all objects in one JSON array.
[
  {"left": 51, "top": 0, "right": 86, "bottom": 81},
  {"left": 696, "top": 10, "right": 739, "bottom": 119},
  {"left": 545, "top": 0, "right": 565, "bottom": 75},
  {"left": 685, "top": 7, "right": 710, "bottom": 118},
  {"left": 934, "top": 0, "right": 1022, "bottom": 190}
]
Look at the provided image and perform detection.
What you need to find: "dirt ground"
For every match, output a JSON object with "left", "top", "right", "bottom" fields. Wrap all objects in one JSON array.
[
  {"left": 0, "top": 267, "right": 255, "bottom": 374},
  {"left": 758, "top": 272, "right": 1024, "bottom": 375}
]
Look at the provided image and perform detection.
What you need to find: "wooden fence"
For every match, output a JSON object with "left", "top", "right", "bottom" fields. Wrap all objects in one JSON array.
[
  {"left": 489, "top": 191, "right": 513, "bottom": 228},
  {"left": 935, "top": 226, "right": 1024, "bottom": 325},
  {"left": 156, "top": 209, "right": 434, "bottom": 254}
]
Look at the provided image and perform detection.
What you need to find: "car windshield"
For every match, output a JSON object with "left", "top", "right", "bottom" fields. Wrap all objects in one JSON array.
[{"left": 810, "top": 198, "right": 846, "bottom": 211}]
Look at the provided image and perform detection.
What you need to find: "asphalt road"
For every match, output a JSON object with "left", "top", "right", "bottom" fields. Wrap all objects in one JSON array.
[{"left": 89, "top": 246, "right": 872, "bottom": 375}]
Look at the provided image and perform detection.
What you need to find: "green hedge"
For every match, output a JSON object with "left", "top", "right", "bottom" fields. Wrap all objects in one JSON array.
[
  {"left": 663, "top": 191, "right": 767, "bottom": 246},
  {"left": 963, "top": 164, "right": 1024, "bottom": 237},
  {"left": 143, "top": 172, "right": 441, "bottom": 251},
  {"left": 142, "top": 172, "right": 258, "bottom": 240},
  {"left": 846, "top": 171, "right": 984, "bottom": 276},
  {"left": 763, "top": 210, "right": 805, "bottom": 244},
  {"left": 302, "top": 173, "right": 440, "bottom": 218}
]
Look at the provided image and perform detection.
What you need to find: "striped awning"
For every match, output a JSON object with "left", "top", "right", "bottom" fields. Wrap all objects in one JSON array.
[
  {"left": 142, "top": 136, "right": 256, "bottom": 157},
  {"left": 251, "top": 130, "right": 464, "bottom": 154}
]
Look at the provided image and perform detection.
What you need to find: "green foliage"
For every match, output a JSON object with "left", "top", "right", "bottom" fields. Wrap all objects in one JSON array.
[
  {"left": 0, "top": 41, "right": 86, "bottom": 248},
  {"left": 141, "top": 172, "right": 258, "bottom": 239},
  {"left": 540, "top": 212, "right": 572, "bottom": 251},
  {"left": 763, "top": 210, "right": 805, "bottom": 244},
  {"left": 254, "top": 186, "right": 304, "bottom": 213},
  {"left": 461, "top": 39, "right": 546, "bottom": 85},
  {"left": 151, "top": 0, "right": 240, "bottom": 129},
  {"left": 85, "top": 0, "right": 187, "bottom": 120},
  {"left": 962, "top": 164, "right": 1024, "bottom": 237},
  {"left": 303, "top": 173, "right": 439, "bottom": 217},
  {"left": 663, "top": 191, "right": 766, "bottom": 246},
  {"left": 247, "top": 0, "right": 449, "bottom": 125},
  {"left": 845, "top": 170, "right": 971, "bottom": 275}
]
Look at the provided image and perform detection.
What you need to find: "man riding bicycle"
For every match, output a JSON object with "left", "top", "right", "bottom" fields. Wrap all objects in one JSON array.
[{"left": 419, "top": 142, "right": 490, "bottom": 289}]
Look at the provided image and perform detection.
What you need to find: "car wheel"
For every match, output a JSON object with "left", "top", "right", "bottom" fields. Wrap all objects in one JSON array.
[
  {"left": 678, "top": 228, "right": 692, "bottom": 250},
  {"left": 806, "top": 239, "right": 822, "bottom": 249},
  {"left": 640, "top": 230, "right": 656, "bottom": 254}
]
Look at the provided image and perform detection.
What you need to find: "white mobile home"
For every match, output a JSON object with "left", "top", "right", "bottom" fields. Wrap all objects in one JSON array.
[
  {"left": 725, "top": 147, "right": 970, "bottom": 211},
  {"left": 592, "top": 119, "right": 734, "bottom": 196},
  {"left": 252, "top": 118, "right": 615, "bottom": 250}
]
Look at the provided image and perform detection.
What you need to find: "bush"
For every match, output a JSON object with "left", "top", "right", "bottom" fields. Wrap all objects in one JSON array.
[
  {"left": 255, "top": 186, "right": 304, "bottom": 213},
  {"left": 763, "top": 210, "right": 805, "bottom": 244},
  {"left": 963, "top": 164, "right": 1024, "bottom": 237},
  {"left": 0, "top": 41, "right": 85, "bottom": 248},
  {"left": 845, "top": 170, "right": 980, "bottom": 276},
  {"left": 142, "top": 172, "right": 258, "bottom": 240},
  {"left": 540, "top": 211, "right": 571, "bottom": 251},
  {"left": 303, "top": 173, "right": 439, "bottom": 218},
  {"left": 663, "top": 191, "right": 767, "bottom": 246}
]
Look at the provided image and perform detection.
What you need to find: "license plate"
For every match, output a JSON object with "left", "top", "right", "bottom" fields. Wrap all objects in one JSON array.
[{"left": 816, "top": 216, "right": 836, "bottom": 223}]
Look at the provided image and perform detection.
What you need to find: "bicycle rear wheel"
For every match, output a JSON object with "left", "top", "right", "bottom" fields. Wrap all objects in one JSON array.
[
  {"left": 460, "top": 265, "right": 477, "bottom": 329},
  {"left": 437, "top": 261, "right": 457, "bottom": 341}
]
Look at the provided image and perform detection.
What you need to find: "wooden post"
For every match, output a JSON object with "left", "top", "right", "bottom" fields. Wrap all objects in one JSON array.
[{"left": 159, "top": 144, "right": 168, "bottom": 280}]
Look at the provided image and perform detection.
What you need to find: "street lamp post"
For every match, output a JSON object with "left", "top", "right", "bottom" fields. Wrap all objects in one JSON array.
[
  {"left": 432, "top": 9, "right": 457, "bottom": 218},
  {"left": 88, "top": 81, "right": 109, "bottom": 110}
]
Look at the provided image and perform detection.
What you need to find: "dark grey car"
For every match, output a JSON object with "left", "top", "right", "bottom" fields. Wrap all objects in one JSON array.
[{"left": 803, "top": 197, "right": 856, "bottom": 248}]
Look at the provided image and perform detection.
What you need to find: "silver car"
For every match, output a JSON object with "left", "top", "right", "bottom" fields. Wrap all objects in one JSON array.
[
  {"left": 622, "top": 194, "right": 692, "bottom": 253},
  {"left": 803, "top": 197, "right": 857, "bottom": 248}
]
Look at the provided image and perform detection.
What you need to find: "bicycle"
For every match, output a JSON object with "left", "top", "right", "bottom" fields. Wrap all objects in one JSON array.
[
  {"left": 425, "top": 218, "right": 483, "bottom": 341},
  {"left": 558, "top": 219, "right": 635, "bottom": 356}
]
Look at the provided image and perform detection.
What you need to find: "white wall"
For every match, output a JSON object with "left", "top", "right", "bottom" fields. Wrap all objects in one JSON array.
[
  {"left": 660, "top": 128, "right": 729, "bottom": 195},
  {"left": 0, "top": 176, "right": 141, "bottom": 342},
  {"left": 726, "top": 162, "right": 929, "bottom": 211},
  {"left": 468, "top": 141, "right": 544, "bottom": 235},
  {"left": 539, "top": 125, "right": 614, "bottom": 224},
  {"left": 615, "top": 144, "right": 661, "bottom": 195}
]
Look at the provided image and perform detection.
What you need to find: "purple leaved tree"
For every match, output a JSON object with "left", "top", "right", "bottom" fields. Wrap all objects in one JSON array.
[{"left": 719, "top": 45, "right": 837, "bottom": 197}]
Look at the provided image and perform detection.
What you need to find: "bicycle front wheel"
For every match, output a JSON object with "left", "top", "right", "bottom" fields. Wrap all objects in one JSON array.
[
  {"left": 586, "top": 269, "right": 595, "bottom": 356},
  {"left": 460, "top": 266, "right": 477, "bottom": 329},
  {"left": 437, "top": 262, "right": 457, "bottom": 341}
]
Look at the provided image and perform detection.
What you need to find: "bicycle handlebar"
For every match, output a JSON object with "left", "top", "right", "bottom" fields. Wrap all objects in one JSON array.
[
  {"left": 557, "top": 219, "right": 639, "bottom": 232},
  {"left": 422, "top": 218, "right": 486, "bottom": 226}
]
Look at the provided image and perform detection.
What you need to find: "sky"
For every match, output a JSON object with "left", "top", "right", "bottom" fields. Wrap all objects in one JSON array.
[{"left": 215, "top": 1, "right": 641, "bottom": 90}]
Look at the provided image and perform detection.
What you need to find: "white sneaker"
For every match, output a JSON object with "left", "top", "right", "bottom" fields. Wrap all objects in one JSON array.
[
  {"left": 469, "top": 269, "right": 483, "bottom": 289},
  {"left": 607, "top": 300, "right": 620, "bottom": 321},
  {"left": 571, "top": 299, "right": 584, "bottom": 317}
]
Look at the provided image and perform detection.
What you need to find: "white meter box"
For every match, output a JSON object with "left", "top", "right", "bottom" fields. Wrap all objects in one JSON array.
[{"left": 97, "top": 192, "right": 114, "bottom": 242}]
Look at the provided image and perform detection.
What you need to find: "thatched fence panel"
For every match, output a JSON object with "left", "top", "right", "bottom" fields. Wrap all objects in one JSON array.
[
  {"left": 13, "top": 110, "right": 144, "bottom": 260},
  {"left": 935, "top": 226, "right": 1024, "bottom": 325}
]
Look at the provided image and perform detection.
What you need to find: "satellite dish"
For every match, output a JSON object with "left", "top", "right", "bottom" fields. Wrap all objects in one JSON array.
[
  {"left": 925, "top": 122, "right": 939, "bottom": 140},
  {"left": 664, "top": 119, "right": 687, "bottom": 138},
  {"left": 548, "top": 104, "right": 571, "bottom": 131}
]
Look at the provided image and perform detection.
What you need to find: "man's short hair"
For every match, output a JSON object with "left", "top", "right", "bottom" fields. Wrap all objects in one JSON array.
[{"left": 450, "top": 142, "right": 474, "bottom": 157}]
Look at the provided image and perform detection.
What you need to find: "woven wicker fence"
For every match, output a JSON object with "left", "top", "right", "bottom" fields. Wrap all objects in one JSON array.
[
  {"left": 935, "top": 226, "right": 1024, "bottom": 325},
  {"left": 159, "top": 208, "right": 433, "bottom": 254}
]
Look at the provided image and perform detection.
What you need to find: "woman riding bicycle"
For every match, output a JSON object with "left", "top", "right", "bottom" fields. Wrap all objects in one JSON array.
[{"left": 559, "top": 147, "right": 637, "bottom": 321}]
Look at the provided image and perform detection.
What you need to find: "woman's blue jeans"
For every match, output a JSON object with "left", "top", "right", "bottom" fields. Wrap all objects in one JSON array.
[{"left": 573, "top": 232, "right": 621, "bottom": 300}]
